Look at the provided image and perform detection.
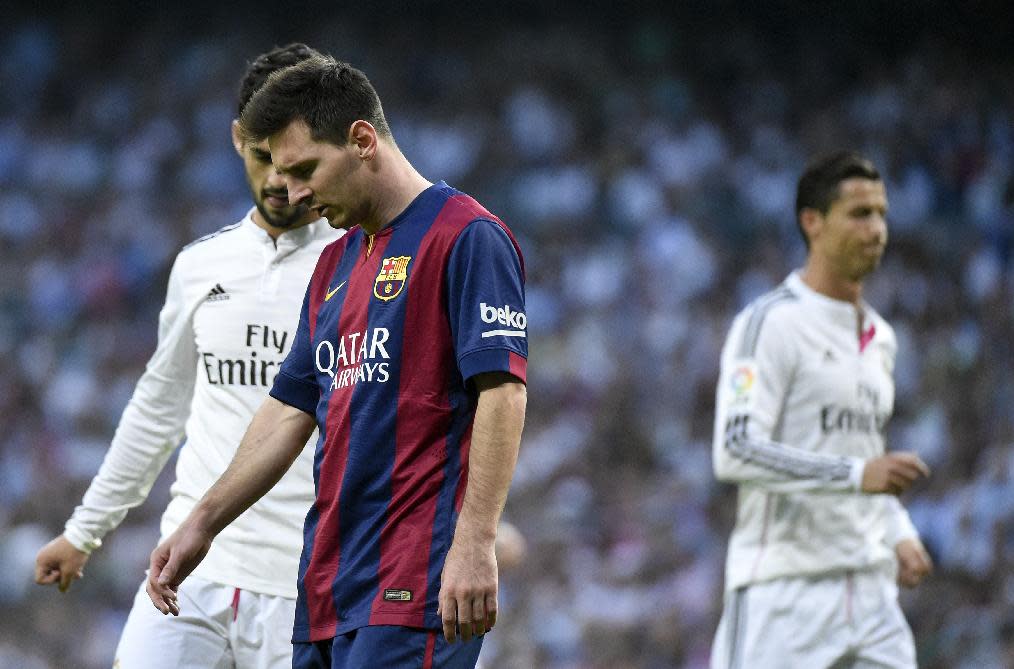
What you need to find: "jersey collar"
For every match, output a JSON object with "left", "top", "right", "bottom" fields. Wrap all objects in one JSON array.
[
  {"left": 241, "top": 208, "right": 332, "bottom": 250},
  {"left": 786, "top": 271, "right": 872, "bottom": 318}
]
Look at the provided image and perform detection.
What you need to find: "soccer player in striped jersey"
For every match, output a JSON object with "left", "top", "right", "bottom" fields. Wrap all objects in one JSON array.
[
  {"left": 145, "top": 55, "right": 527, "bottom": 669},
  {"left": 710, "top": 151, "right": 933, "bottom": 669},
  {"left": 34, "top": 44, "right": 340, "bottom": 668}
]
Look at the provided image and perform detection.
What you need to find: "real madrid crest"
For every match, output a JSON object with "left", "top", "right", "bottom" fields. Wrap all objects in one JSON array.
[{"left": 374, "top": 255, "right": 411, "bottom": 301}]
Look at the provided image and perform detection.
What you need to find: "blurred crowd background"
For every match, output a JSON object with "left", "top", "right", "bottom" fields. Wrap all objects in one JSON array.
[{"left": 1, "top": 2, "right": 1012, "bottom": 668}]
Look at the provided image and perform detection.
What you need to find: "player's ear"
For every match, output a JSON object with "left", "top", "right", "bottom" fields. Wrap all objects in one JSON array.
[
  {"left": 231, "top": 120, "right": 245, "bottom": 155},
  {"left": 799, "top": 207, "right": 823, "bottom": 245},
  {"left": 349, "top": 120, "right": 378, "bottom": 161}
]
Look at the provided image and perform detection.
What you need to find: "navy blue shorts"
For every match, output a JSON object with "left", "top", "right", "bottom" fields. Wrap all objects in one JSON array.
[{"left": 293, "top": 626, "right": 484, "bottom": 669}]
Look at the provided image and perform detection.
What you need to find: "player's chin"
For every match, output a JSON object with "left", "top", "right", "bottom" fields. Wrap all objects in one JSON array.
[
  {"left": 852, "top": 256, "right": 882, "bottom": 278},
  {"left": 326, "top": 213, "right": 354, "bottom": 230},
  {"left": 267, "top": 205, "right": 301, "bottom": 221}
]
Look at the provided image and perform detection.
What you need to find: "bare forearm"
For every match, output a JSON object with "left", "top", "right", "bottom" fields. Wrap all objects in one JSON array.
[
  {"left": 191, "top": 396, "right": 315, "bottom": 536},
  {"left": 456, "top": 376, "right": 526, "bottom": 541}
]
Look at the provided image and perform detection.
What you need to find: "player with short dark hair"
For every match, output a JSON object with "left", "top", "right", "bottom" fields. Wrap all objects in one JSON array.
[
  {"left": 146, "top": 53, "right": 528, "bottom": 669},
  {"left": 794, "top": 151, "right": 882, "bottom": 249},
  {"left": 710, "top": 150, "right": 932, "bottom": 668},
  {"left": 241, "top": 55, "right": 393, "bottom": 145},
  {"left": 33, "top": 43, "right": 339, "bottom": 668}
]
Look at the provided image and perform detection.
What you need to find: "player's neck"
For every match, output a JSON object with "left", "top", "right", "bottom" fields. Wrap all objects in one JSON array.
[
  {"left": 360, "top": 153, "right": 432, "bottom": 236},
  {"left": 800, "top": 261, "right": 864, "bottom": 306}
]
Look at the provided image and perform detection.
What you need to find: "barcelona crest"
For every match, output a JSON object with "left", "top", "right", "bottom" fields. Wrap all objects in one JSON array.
[{"left": 374, "top": 255, "right": 412, "bottom": 301}]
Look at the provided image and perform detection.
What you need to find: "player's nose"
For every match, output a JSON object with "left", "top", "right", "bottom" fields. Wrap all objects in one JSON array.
[
  {"left": 287, "top": 183, "right": 312, "bottom": 207},
  {"left": 265, "top": 168, "right": 288, "bottom": 190},
  {"left": 872, "top": 213, "right": 887, "bottom": 242}
]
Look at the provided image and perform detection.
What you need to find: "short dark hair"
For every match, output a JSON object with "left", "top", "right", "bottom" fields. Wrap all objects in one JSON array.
[
  {"left": 237, "top": 43, "right": 323, "bottom": 116},
  {"left": 239, "top": 55, "right": 391, "bottom": 146},
  {"left": 795, "top": 151, "right": 881, "bottom": 248}
]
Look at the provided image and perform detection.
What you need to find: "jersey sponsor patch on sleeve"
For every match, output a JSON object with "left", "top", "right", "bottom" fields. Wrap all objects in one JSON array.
[
  {"left": 479, "top": 301, "right": 527, "bottom": 338},
  {"left": 729, "top": 361, "right": 758, "bottom": 407},
  {"left": 448, "top": 218, "right": 527, "bottom": 381}
]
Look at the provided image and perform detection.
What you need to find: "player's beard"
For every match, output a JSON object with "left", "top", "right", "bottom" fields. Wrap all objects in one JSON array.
[{"left": 255, "top": 198, "right": 307, "bottom": 229}]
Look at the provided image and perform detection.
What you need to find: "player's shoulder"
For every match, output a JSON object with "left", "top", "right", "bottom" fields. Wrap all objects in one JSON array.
[
  {"left": 432, "top": 184, "right": 507, "bottom": 234},
  {"left": 178, "top": 220, "right": 246, "bottom": 261},
  {"left": 736, "top": 282, "right": 802, "bottom": 329},
  {"left": 728, "top": 282, "right": 802, "bottom": 357},
  {"left": 167, "top": 221, "right": 247, "bottom": 285}
]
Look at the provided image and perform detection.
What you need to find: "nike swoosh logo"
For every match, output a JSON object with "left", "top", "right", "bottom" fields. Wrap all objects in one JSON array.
[{"left": 325, "top": 280, "right": 347, "bottom": 301}]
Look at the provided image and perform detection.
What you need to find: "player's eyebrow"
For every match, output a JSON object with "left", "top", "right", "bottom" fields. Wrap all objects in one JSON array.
[
  {"left": 250, "top": 147, "right": 272, "bottom": 162},
  {"left": 274, "top": 159, "right": 315, "bottom": 176},
  {"left": 850, "top": 203, "right": 888, "bottom": 215}
]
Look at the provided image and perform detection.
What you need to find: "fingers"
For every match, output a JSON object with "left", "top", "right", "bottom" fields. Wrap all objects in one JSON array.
[
  {"left": 899, "top": 560, "right": 929, "bottom": 588},
  {"left": 895, "top": 453, "right": 930, "bottom": 478},
  {"left": 885, "top": 454, "right": 930, "bottom": 494},
  {"left": 889, "top": 454, "right": 930, "bottom": 482},
  {"left": 485, "top": 593, "right": 498, "bottom": 631},
  {"left": 887, "top": 470, "right": 914, "bottom": 493},
  {"left": 472, "top": 594, "right": 493, "bottom": 635},
  {"left": 440, "top": 594, "right": 497, "bottom": 643},
  {"left": 34, "top": 557, "right": 55, "bottom": 585},
  {"left": 145, "top": 579, "right": 180, "bottom": 615},
  {"left": 35, "top": 567, "right": 60, "bottom": 586},
  {"left": 440, "top": 593, "right": 496, "bottom": 643},
  {"left": 34, "top": 560, "right": 82, "bottom": 591},
  {"left": 467, "top": 595, "right": 492, "bottom": 642},
  {"left": 893, "top": 460, "right": 927, "bottom": 484},
  {"left": 898, "top": 568, "right": 920, "bottom": 588},
  {"left": 57, "top": 568, "right": 83, "bottom": 593},
  {"left": 440, "top": 597, "right": 457, "bottom": 643},
  {"left": 157, "top": 560, "right": 177, "bottom": 589},
  {"left": 896, "top": 540, "right": 933, "bottom": 588},
  {"left": 458, "top": 597, "right": 475, "bottom": 643},
  {"left": 146, "top": 546, "right": 180, "bottom": 616}
]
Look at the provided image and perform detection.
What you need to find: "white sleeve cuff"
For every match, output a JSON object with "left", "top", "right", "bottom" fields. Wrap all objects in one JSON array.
[
  {"left": 63, "top": 524, "right": 102, "bottom": 555},
  {"left": 847, "top": 457, "right": 866, "bottom": 492}
]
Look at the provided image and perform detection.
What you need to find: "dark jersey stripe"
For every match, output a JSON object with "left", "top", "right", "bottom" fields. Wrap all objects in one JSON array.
[
  {"left": 737, "top": 287, "right": 796, "bottom": 358},
  {"left": 368, "top": 197, "right": 459, "bottom": 626},
  {"left": 305, "top": 231, "right": 382, "bottom": 639}
]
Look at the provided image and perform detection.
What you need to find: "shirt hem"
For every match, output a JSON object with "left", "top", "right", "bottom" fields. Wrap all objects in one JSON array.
[{"left": 294, "top": 614, "right": 440, "bottom": 643}]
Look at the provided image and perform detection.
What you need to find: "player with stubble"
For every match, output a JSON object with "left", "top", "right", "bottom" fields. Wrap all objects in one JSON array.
[
  {"left": 146, "top": 55, "right": 528, "bottom": 669},
  {"left": 34, "top": 44, "right": 340, "bottom": 668},
  {"left": 711, "top": 151, "right": 933, "bottom": 668}
]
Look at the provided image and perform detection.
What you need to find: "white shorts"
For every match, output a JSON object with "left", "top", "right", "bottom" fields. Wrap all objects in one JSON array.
[
  {"left": 113, "top": 575, "right": 296, "bottom": 669},
  {"left": 711, "top": 569, "right": 916, "bottom": 669}
]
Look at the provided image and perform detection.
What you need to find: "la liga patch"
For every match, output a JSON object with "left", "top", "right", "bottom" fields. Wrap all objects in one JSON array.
[{"left": 729, "top": 362, "right": 757, "bottom": 403}]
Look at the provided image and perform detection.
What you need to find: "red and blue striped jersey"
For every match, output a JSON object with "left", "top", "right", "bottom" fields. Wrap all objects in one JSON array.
[{"left": 269, "top": 182, "right": 527, "bottom": 642}]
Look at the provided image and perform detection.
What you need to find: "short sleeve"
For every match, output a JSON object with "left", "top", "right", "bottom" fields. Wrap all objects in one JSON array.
[
  {"left": 446, "top": 219, "right": 527, "bottom": 383},
  {"left": 269, "top": 282, "right": 319, "bottom": 414}
]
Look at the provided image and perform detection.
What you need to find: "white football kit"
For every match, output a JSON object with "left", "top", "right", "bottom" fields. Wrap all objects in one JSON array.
[
  {"left": 711, "top": 272, "right": 920, "bottom": 669},
  {"left": 62, "top": 212, "right": 339, "bottom": 668}
]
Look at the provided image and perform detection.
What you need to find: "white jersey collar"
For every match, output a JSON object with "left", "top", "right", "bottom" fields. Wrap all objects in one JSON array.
[
  {"left": 785, "top": 271, "right": 870, "bottom": 318},
  {"left": 241, "top": 208, "right": 330, "bottom": 251}
]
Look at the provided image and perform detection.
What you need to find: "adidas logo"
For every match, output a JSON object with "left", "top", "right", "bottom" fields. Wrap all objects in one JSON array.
[{"left": 207, "top": 283, "right": 230, "bottom": 302}]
